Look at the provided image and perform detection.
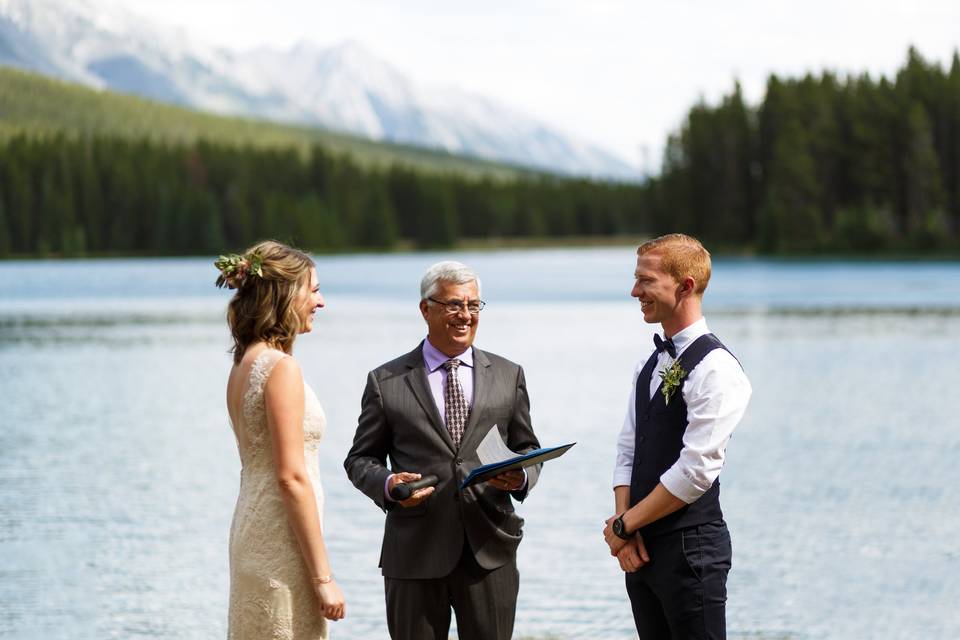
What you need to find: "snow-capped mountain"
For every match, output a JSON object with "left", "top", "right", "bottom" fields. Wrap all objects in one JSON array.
[{"left": 0, "top": 0, "right": 638, "bottom": 179}]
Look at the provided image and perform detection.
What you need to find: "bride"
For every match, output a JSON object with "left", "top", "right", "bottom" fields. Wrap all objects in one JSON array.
[{"left": 218, "top": 240, "right": 345, "bottom": 639}]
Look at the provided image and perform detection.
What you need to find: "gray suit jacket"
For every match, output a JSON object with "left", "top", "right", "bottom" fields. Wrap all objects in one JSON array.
[{"left": 344, "top": 342, "right": 541, "bottom": 579}]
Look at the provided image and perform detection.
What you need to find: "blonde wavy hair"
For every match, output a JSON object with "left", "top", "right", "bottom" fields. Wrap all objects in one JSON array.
[
  {"left": 225, "top": 240, "right": 315, "bottom": 364},
  {"left": 637, "top": 233, "right": 712, "bottom": 295}
]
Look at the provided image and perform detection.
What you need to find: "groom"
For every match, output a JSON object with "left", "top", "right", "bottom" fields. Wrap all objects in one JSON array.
[
  {"left": 344, "top": 260, "right": 540, "bottom": 640},
  {"left": 603, "top": 234, "right": 751, "bottom": 639}
]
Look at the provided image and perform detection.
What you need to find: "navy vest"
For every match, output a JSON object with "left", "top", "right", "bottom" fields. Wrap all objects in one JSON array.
[{"left": 629, "top": 333, "right": 734, "bottom": 538}]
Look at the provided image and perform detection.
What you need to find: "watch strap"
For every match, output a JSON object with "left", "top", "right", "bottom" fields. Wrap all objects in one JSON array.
[{"left": 614, "top": 514, "right": 632, "bottom": 540}]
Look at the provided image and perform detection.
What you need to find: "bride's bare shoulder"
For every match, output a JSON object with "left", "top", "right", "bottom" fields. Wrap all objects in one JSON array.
[{"left": 263, "top": 354, "right": 302, "bottom": 390}]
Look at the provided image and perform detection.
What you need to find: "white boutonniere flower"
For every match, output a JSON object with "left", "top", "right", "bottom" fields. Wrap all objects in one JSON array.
[{"left": 658, "top": 360, "right": 687, "bottom": 405}]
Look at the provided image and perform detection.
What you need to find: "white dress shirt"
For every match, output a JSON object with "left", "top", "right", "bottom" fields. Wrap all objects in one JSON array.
[{"left": 613, "top": 317, "right": 752, "bottom": 504}]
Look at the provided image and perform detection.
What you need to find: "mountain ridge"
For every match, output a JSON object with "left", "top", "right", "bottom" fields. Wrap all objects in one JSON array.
[
  {"left": 0, "top": 64, "right": 542, "bottom": 180},
  {"left": 0, "top": 0, "right": 638, "bottom": 179}
]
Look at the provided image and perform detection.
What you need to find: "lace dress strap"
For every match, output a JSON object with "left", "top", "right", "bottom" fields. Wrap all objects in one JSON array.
[{"left": 242, "top": 348, "right": 290, "bottom": 427}]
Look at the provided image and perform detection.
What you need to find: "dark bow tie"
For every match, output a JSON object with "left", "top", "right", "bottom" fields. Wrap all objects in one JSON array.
[{"left": 653, "top": 334, "right": 677, "bottom": 358}]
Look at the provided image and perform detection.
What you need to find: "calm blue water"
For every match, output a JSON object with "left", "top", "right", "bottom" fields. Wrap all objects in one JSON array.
[{"left": 1, "top": 248, "right": 959, "bottom": 639}]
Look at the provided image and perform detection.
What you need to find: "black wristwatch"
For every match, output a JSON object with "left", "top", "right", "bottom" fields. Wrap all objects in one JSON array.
[{"left": 612, "top": 514, "right": 633, "bottom": 540}]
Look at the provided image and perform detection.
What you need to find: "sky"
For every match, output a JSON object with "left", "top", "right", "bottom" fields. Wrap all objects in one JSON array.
[{"left": 114, "top": 0, "right": 960, "bottom": 170}]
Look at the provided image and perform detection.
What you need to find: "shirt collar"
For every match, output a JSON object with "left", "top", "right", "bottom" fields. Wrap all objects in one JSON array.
[
  {"left": 664, "top": 317, "right": 709, "bottom": 357},
  {"left": 422, "top": 337, "right": 474, "bottom": 372}
]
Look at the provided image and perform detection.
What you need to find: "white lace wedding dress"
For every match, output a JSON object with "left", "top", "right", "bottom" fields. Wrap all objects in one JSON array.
[{"left": 227, "top": 348, "right": 328, "bottom": 640}]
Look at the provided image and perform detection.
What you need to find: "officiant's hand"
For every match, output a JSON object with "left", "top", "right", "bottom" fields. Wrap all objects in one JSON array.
[
  {"left": 486, "top": 469, "right": 525, "bottom": 491},
  {"left": 389, "top": 472, "right": 435, "bottom": 507},
  {"left": 603, "top": 515, "right": 630, "bottom": 555},
  {"left": 313, "top": 579, "right": 346, "bottom": 621},
  {"left": 616, "top": 535, "right": 650, "bottom": 573}
]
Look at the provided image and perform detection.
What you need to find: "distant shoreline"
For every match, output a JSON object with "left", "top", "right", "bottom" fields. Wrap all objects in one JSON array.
[{"left": 2, "top": 235, "right": 959, "bottom": 261}]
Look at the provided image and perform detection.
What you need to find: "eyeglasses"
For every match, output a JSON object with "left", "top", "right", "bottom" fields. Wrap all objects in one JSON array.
[{"left": 428, "top": 297, "right": 486, "bottom": 314}]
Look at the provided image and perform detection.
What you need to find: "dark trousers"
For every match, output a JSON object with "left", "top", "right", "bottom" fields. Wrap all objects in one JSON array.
[
  {"left": 384, "top": 541, "right": 519, "bottom": 640},
  {"left": 625, "top": 520, "right": 732, "bottom": 640}
]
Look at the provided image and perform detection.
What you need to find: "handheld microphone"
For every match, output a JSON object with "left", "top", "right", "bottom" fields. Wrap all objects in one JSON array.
[{"left": 390, "top": 475, "right": 439, "bottom": 501}]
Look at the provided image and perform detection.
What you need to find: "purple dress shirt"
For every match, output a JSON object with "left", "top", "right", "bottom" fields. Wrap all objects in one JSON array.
[{"left": 422, "top": 337, "right": 475, "bottom": 421}]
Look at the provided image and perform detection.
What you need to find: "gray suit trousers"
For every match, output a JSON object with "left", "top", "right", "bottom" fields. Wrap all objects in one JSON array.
[{"left": 385, "top": 539, "right": 519, "bottom": 640}]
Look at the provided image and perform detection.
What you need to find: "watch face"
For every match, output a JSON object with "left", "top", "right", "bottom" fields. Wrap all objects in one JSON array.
[{"left": 613, "top": 517, "right": 624, "bottom": 536}]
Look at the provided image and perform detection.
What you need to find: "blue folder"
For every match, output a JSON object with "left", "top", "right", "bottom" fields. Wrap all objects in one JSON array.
[{"left": 459, "top": 442, "right": 576, "bottom": 489}]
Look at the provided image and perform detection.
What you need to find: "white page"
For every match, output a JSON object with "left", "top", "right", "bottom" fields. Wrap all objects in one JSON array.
[{"left": 476, "top": 425, "right": 517, "bottom": 466}]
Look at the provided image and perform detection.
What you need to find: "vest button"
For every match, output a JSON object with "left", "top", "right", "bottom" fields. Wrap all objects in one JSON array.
[
  {"left": 638, "top": 435, "right": 646, "bottom": 443},
  {"left": 455, "top": 458, "right": 463, "bottom": 465}
]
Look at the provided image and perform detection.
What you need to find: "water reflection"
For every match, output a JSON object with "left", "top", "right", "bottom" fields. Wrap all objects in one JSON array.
[{"left": 2, "top": 254, "right": 959, "bottom": 639}]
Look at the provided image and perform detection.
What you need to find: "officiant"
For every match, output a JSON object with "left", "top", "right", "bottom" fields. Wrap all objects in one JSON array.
[{"left": 344, "top": 260, "right": 542, "bottom": 640}]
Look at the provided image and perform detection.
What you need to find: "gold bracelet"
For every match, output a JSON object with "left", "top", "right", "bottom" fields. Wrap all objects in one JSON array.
[{"left": 311, "top": 575, "right": 333, "bottom": 584}]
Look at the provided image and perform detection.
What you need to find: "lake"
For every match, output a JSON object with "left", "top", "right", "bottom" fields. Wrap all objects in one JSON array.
[{"left": 1, "top": 248, "right": 959, "bottom": 639}]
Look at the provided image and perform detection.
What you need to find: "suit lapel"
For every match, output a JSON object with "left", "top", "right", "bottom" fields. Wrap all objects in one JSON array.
[
  {"left": 458, "top": 348, "right": 491, "bottom": 453},
  {"left": 404, "top": 344, "right": 456, "bottom": 454}
]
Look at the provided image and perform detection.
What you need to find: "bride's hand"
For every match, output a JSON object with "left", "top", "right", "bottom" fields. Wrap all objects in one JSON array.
[{"left": 313, "top": 579, "right": 346, "bottom": 621}]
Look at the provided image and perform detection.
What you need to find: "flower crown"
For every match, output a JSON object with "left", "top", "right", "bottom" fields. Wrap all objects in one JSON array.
[{"left": 214, "top": 252, "right": 264, "bottom": 289}]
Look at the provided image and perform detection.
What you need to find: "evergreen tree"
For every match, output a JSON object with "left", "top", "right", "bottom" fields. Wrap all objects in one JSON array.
[
  {"left": 833, "top": 204, "right": 896, "bottom": 251},
  {"left": 759, "top": 120, "right": 825, "bottom": 251},
  {"left": 415, "top": 179, "right": 458, "bottom": 248},
  {"left": 946, "top": 53, "right": 960, "bottom": 232},
  {"left": 0, "top": 188, "right": 10, "bottom": 256},
  {"left": 902, "top": 102, "right": 947, "bottom": 242},
  {"left": 5, "top": 163, "right": 34, "bottom": 253},
  {"left": 78, "top": 141, "right": 104, "bottom": 252},
  {"left": 356, "top": 181, "right": 398, "bottom": 249}
]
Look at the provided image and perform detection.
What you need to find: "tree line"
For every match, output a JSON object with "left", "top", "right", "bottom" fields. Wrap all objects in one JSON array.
[
  {"left": 648, "top": 47, "right": 960, "bottom": 252},
  {"left": 1, "top": 47, "right": 958, "bottom": 257},
  {"left": 0, "top": 136, "right": 642, "bottom": 256}
]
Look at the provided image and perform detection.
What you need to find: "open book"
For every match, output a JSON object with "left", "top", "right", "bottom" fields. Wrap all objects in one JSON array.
[{"left": 459, "top": 425, "right": 575, "bottom": 489}]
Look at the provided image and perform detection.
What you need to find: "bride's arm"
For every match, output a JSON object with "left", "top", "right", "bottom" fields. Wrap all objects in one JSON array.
[{"left": 264, "top": 357, "right": 345, "bottom": 621}]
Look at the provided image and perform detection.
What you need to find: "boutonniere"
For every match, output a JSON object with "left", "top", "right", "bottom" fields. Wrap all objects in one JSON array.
[{"left": 658, "top": 360, "right": 686, "bottom": 405}]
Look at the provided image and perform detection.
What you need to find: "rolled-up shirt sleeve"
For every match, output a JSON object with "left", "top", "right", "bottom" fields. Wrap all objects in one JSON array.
[
  {"left": 659, "top": 350, "right": 752, "bottom": 504},
  {"left": 613, "top": 364, "right": 642, "bottom": 488}
]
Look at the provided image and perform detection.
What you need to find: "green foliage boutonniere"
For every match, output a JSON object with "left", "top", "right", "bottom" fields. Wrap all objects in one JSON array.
[{"left": 658, "top": 360, "right": 686, "bottom": 405}]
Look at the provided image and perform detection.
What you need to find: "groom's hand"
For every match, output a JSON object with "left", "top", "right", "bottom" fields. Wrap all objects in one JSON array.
[
  {"left": 616, "top": 535, "right": 650, "bottom": 573},
  {"left": 603, "top": 515, "right": 629, "bottom": 555},
  {"left": 389, "top": 472, "right": 435, "bottom": 507}
]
